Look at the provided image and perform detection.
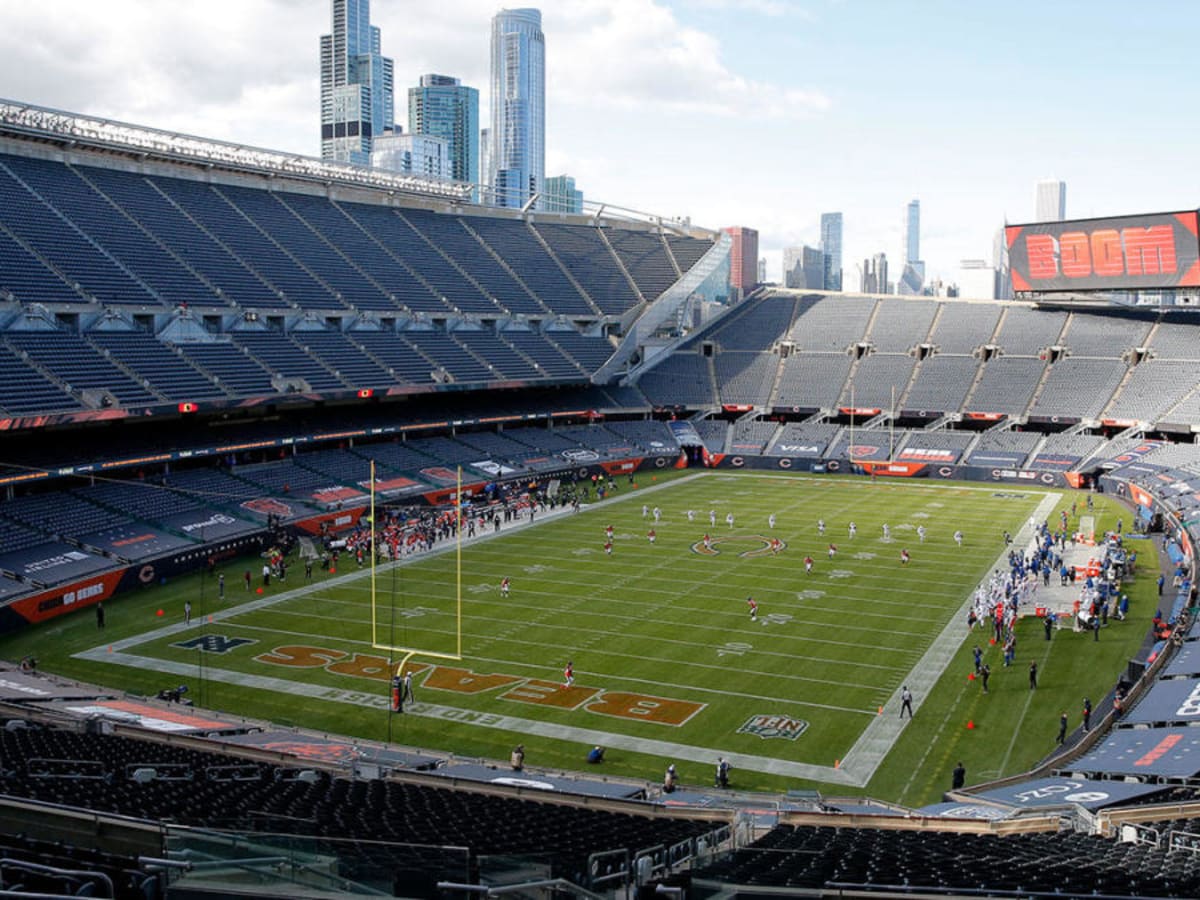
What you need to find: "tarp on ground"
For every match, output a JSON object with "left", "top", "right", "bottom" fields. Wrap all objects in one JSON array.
[
  {"left": 1030, "top": 454, "right": 1083, "bottom": 471},
  {"left": 1121, "top": 677, "right": 1200, "bottom": 726},
  {"left": 1162, "top": 642, "right": 1200, "bottom": 677},
  {"left": 965, "top": 451, "right": 1032, "bottom": 468},
  {"left": 1066, "top": 727, "right": 1200, "bottom": 778},
  {"left": 50, "top": 699, "right": 236, "bottom": 734},
  {"left": 969, "top": 776, "right": 1169, "bottom": 811},
  {"left": 219, "top": 730, "right": 439, "bottom": 771},
  {"left": 79, "top": 525, "right": 193, "bottom": 561},
  {"left": 0, "top": 668, "right": 111, "bottom": 703},
  {"left": 161, "top": 510, "right": 262, "bottom": 540},
  {"left": 917, "top": 802, "right": 1010, "bottom": 820},
  {"left": 0, "top": 542, "right": 114, "bottom": 584},
  {"left": 429, "top": 761, "right": 645, "bottom": 799},
  {"left": 0, "top": 576, "right": 30, "bottom": 603}
]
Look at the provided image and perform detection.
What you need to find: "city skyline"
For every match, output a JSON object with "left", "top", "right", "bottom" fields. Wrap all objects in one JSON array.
[{"left": 1, "top": 1, "right": 1195, "bottom": 281}]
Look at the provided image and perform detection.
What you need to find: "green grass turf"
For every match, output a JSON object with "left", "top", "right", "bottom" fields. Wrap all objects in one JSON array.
[{"left": 0, "top": 471, "right": 1154, "bottom": 805}]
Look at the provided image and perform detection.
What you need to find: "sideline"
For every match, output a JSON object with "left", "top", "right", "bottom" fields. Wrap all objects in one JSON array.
[{"left": 838, "top": 491, "right": 1062, "bottom": 787}]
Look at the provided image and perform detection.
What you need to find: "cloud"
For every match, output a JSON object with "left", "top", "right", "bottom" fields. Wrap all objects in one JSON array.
[
  {"left": 0, "top": 0, "right": 322, "bottom": 152},
  {"left": 683, "top": 0, "right": 811, "bottom": 17},
  {"left": 548, "top": 0, "right": 829, "bottom": 118}
]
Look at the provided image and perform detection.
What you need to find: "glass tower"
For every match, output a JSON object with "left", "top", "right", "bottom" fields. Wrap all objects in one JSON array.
[
  {"left": 903, "top": 199, "right": 920, "bottom": 264},
  {"left": 543, "top": 175, "right": 582, "bottom": 213},
  {"left": 320, "top": 0, "right": 394, "bottom": 165},
  {"left": 820, "top": 212, "right": 843, "bottom": 292},
  {"left": 1035, "top": 179, "right": 1067, "bottom": 222},
  {"left": 408, "top": 74, "right": 479, "bottom": 186},
  {"left": 489, "top": 8, "right": 545, "bottom": 209}
]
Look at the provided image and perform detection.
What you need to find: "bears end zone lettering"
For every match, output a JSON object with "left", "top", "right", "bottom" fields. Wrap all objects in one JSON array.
[
  {"left": 256, "top": 644, "right": 704, "bottom": 726},
  {"left": 1006, "top": 211, "right": 1200, "bottom": 292}
]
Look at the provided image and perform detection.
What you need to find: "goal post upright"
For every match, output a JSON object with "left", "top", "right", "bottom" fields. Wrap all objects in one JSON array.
[{"left": 368, "top": 462, "right": 464, "bottom": 673}]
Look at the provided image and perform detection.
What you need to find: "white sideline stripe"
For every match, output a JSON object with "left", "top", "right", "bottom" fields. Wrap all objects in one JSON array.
[
  {"left": 831, "top": 491, "right": 1062, "bottom": 786},
  {"left": 71, "top": 646, "right": 858, "bottom": 784}
]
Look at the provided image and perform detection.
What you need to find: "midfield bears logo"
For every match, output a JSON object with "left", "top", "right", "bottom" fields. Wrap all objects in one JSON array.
[
  {"left": 691, "top": 535, "right": 785, "bottom": 558},
  {"left": 737, "top": 714, "right": 809, "bottom": 741}
]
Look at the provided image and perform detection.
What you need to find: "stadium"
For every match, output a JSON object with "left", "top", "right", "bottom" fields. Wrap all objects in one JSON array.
[{"left": 1, "top": 95, "right": 1200, "bottom": 900}]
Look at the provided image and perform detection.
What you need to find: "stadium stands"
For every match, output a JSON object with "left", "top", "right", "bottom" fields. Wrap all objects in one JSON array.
[
  {"left": 838, "top": 354, "right": 916, "bottom": 409},
  {"left": 729, "top": 419, "right": 778, "bottom": 454},
  {"left": 1105, "top": 359, "right": 1197, "bottom": 423},
  {"left": 1063, "top": 310, "right": 1153, "bottom": 356},
  {"left": 775, "top": 353, "right": 852, "bottom": 410},
  {"left": 531, "top": 223, "right": 640, "bottom": 315},
  {"left": 707, "top": 294, "right": 797, "bottom": 351},
  {"left": 1147, "top": 319, "right": 1200, "bottom": 359},
  {"left": 691, "top": 823, "right": 1200, "bottom": 896},
  {"left": 0, "top": 342, "right": 82, "bottom": 414},
  {"left": 1028, "top": 358, "right": 1128, "bottom": 420},
  {"left": 8, "top": 330, "right": 160, "bottom": 407},
  {"left": 963, "top": 429, "right": 1041, "bottom": 467},
  {"left": 713, "top": 352, "right": 778, "bottom": 406},
  {"left": 0, "top": 156, "right": 160, "bottom": 307},
  {"left": 0, "top": 717, "right": 717, "bottom": 889},
  {"left": 89, "top": 329, "right": 227, "bottom": 401},
  {"left": 965, "top": 356, "right": 1047, "bottom": 415},
  {"left": 692, "top": 419, "right": 730, "bottom": 453},
  {"left": 867, "top": 297, "right": 938, "bottom": 351},
  {"left": 993, "top": 305, "right": 1068, "bottom": 354},
  {"left": 637, "top": 353, "right": 715, "bottom": 407},
  {"left": 789, "top": 295, "right": 875, "bottom": 351},
  {"left": 929, "top": 301, "right": 1002, "bottom": 353},
  {"left": 768, "top": 422, "right": 840, "bottom": 458},
  {"left": 463, "top": 216, "right": 596, "bottom": 317},
  {"left": 902, "top": 355, "right": 979, "bottom": 412},
  {"left": 604, "top": 227, "right": 679, "bottom": 300}
]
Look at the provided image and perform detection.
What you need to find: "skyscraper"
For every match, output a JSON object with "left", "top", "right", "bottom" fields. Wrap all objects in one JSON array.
[
  {"left": 408, "top": 74, "right": 479, "bottom": 185},
  {"left": 543, "top": 175, "right": 583, "bottom": 213},
  {"left": 723, "top": 227, "right": 759, "bottom": 296},
  {"left": 903, "top": 199, "right": 920, "bottom": 264},
  {"left": 897, "top": 199, "right": 925, "bottom": 295},
  {"left": 489, "top": 8, "right": 545, "bottom": 208},
  {"left": 783, "top": 245, "right": 825, "bottom": 289},
  {"left": 319, "top": 0, "right": 394, "bottom": 165},
  {"left": 861, "top": 253, "right": 888, "bottom": 294},
  {"left": 371, "top": 132, "right": 448, "bottom": 178},
  {"left": 820, "top": 212, "right": 843, "bottom": 292},
  {"left": 1035, "top": 180, "right": 1066, "bottom": 222}
]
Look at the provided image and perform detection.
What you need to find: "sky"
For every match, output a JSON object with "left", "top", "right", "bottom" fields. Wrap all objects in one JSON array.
[{"left": 0, "top": 0, "right": 1196, "bottom": 285}]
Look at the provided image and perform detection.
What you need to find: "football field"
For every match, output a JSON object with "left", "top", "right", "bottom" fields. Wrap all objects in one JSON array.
[{"left": 64, "top": 471, "right": 1064, "bottom": 793}]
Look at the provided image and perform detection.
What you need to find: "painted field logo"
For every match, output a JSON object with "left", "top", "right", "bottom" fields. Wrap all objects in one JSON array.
[
  {"left": 738, "top": 714, "right": 809, "bottom": 741},
  {"left": 691, "top": 534, "right": 785, "bottom": 558}
]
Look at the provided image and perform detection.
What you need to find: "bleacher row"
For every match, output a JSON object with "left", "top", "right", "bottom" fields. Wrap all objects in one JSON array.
[
  {"left": 636, "top": 292, "right": 1200, "bottom": 427},
  {"left": 0, "top": 716, "right": 715, "bottom": 895},
  {"left": 0, "top": 322, "right": 622, "bottom": 414},
  {"left": 0, "top": 420, "right": 682, "bottom": 595},
  {"left": 0, "top": 151, "right": 712, "bottom": 317},
  {"left": 677, "top": 416, "right": 1200, "bottom": 474},
  {"left": 691, "top": 822, "right": 1200, "bottom": 896}
]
